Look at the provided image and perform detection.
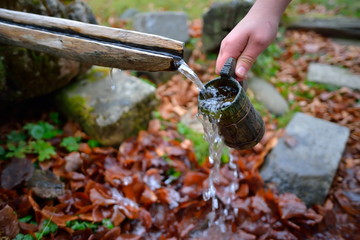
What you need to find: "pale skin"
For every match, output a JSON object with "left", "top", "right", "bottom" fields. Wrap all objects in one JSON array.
[{"left": 216, "top": 0, "right": 292, "bottom": 81}]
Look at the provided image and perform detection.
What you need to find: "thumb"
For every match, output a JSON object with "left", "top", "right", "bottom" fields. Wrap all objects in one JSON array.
[{"left": 235, "top": 55, "right": 256, "bottom": 80}]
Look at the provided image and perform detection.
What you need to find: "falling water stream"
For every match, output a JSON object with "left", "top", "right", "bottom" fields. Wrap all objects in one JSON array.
[
  {"left": 109, "top": 68, "right": 118, "bottom": 91},
  {"left": 178, "top": 60, "right": 240, "bottom": 234}
]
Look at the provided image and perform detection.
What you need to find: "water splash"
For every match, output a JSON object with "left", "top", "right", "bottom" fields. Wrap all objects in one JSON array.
[{"left": 197, "top": 113, "right": 225, "bottom": 211}]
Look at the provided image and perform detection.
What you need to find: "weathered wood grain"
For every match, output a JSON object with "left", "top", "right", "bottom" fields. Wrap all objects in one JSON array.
[
  {"left": 0, "top": 8, "right": 184, "bottom": 71},
  {"left": 0, "top": 22, "right": 176, "bottom": 71}
]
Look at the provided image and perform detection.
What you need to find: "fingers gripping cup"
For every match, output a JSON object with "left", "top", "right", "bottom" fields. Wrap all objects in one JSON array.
[{"left": 198, "top": 58, "right": 265, "bottom": 150}]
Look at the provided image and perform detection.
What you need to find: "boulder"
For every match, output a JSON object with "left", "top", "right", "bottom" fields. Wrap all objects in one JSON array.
[
  {"left": 287, "top": 17, "right": 360, "bottom": 40},
  {"left": 133, "top": 11, "right": 189, "bottom": 42},
  {"left": 28, "top": 169, "right": 65, "bottom": 198},
  {"left": 261, "top": 113, "right": 350, "bottom": 206},
  {"left": 202, "top": 0, "right": 253, "bottom": 53},
  {"left": 180, "top": 113, "right": 204, "bottom": 134},
  {"left": 0, "top": 0, "right": 96, "bottom": 108},
  {"left": 1, "top": 158, "right": 34, "bottom": 190},
  {"left": 248, "top": 76, "right": 289, "bottom": 116},
  {"left": 133, "top": 11, "right": 190, "bottom": 84},
  {"left": 330, "top": 38, "right": 360, "bottom": 47},
  {"left": 55, "top": 67, "right": 158, "bottom": 146},
  {"left": 307, "top": 63, "right": 360, "bottom": 90},
  {"left": 120, "top": 8, "right": 139, "bottom": 21}
]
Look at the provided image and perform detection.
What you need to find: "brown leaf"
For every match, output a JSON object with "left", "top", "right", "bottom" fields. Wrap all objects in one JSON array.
[
  {"left": 278, "top": 193, "right": 307, "bottom": 219},
  {"left": 0, "top": 205, "right": 19, "bottom": 238},
  {"left": 64, "top": 152, "right": 83, "bottom": 172},
  {"left": 139, "top": 208, "right": 152, "bottom": 229},
  {"left": 284, "top": 134, "right": 298, "bottom": 149},
  {"left": 79, "top": 143, "right": 92, "bottom": 154},
  {"left": 148, "top": 119, "right": 161, "bottom": 134},
  {"left": 140, "top": 186, "right": 158, "bottom": 206},
  {"left": 183, "top": 171, "right": 207, "bottom": 186},
  {"left": 101, "top": 226, "right": 121, "bottom": 240},
  {"left": 155, "top": 188, "right": 180, "bottom": 209},
  {"left": 237, "top": 183, "right": 249, "bottom": 198}
]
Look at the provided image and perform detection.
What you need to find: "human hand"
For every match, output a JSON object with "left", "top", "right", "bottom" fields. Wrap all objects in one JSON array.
[{"left": 216, "top": 0, "right": 290, "bottom": 81}]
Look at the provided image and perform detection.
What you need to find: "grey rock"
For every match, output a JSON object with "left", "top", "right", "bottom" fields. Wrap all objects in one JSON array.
[
  {"left": 137, "top": 71, "right": 175, "bottom": 85},
  {"left": 65, "top": 0, "right": 97, "bottom": 24},
  {"left": 307, "top": 63, "right": 360, "bottom": 90},
  {"left": 287, "top": 16, "right": 360, "bottom": 39},
  {"left": 331, "top": 38, "right": 360, "bottom": 47},
  {"left": 28, "top": 169, "right": 65, "bottom": 198},
  {"left": 248, "top": 77, "right": 289, "bottom": 116},
  {"left": 180, "top": 113, "right": 204, "bottom": 134},
  {"left": 1, "top": 158, "right": 34, "bottom": 189},
  {"left": 133, "top": 12, "right": 189, "bottom": 42},
  {"left": 55, "top": 67, "right": 158, "bottom": 146},
  {"left": 120, "top": 8, "right": 139, "bottom": 20},
  {"left": 202, "top": 0, "right": 253, "bottom": 53},
  {"left": 261, "top": 113, "right": 350, "bottom": 206}
]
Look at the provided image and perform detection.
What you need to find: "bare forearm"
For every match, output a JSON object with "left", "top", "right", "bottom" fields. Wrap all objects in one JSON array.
[{"left": 248, "top": 0, "right": 292, "bottom": 21}]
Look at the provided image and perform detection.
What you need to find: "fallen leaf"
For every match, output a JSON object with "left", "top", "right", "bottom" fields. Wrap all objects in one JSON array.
[{"left": 0, "top": 205, "right": 19, "bottom": 238}]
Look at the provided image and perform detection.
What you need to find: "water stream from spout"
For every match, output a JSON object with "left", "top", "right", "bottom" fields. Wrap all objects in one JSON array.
[
  {"left": 177, "top": 61, "right": 239, "bottom": 232},
  {"left": 108, "top": 68, "right": 118, "bottom": 91},
  {"left": 177, "top": 60, "right": 204, "bottom": 90}
]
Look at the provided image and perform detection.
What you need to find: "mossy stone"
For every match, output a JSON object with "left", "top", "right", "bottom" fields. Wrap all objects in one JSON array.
[
  {"left": 55, "top": 67, "right": 158, "bottom": 146},
  {"left": 0, "top": 0, "right": 96, "bottom": 108}
]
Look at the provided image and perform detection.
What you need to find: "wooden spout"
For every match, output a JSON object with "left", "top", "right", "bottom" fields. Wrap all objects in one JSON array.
[{"left": 0, "top": 8, "right": 184, "bottom": 71}]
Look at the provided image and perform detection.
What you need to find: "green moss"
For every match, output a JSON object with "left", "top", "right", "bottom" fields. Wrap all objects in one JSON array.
[
  {"left": 139, "top": 77, "right": 157, "bottom": 88},
  {"left": 249, "top": 96, "right": 269, "bottom": 117},
  {"left": 85, "top": 0, "right": 229, "bottom": 22},
  {"left": 177, "top": 122, "right": 209, "bottom": 164},
  {"left": 56, "top": 94, "right": 93, "bottom": 124},
  {"left": 275, "top": 107, "right": 300, "bottom": 128},
  {"left": 252, "top": 43, "right": 282, "bottom": 79},
  {"left": 67, "top": 96, "right": 92, "bottom": 116},
  {"left": 304, "top": 80, "right": 340, "bottom": 92},
  {"left": 80, "top": 67, "right": 110, "bottom": 83}
]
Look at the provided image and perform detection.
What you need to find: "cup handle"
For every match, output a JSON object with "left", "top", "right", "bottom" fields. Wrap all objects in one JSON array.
[{"left": 220, "top": 57, "right": 248, "bottom": 91}]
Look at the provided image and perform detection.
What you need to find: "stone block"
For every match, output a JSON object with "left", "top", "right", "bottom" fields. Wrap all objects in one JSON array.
[
  {"left": 202, "top": 0, "right": 253, "bottom": 53},
  {"left": 307, "top": 63, "right": 360, "bottom": 90},
  {"left": 248, "top": 77, "right": 289, "bottom": 116},
  {"left": 133, "top": 11, "right": 189, "bottom": 42},
  {"left": 261, "top": 113, "right": 350, "bottom": 206},
  {"left": 28, "top": 170, "right": 65, "bottom": 199},
  {"left": 55, "top": 67, "right": 158, "bottom": 146}
]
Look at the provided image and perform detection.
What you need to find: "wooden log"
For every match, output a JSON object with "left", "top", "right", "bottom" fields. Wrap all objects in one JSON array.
[{"left": 0, "top": 8, "right": 184, "bottom": 71}]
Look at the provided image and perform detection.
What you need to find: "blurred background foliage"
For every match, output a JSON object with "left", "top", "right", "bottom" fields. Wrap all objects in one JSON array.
[{"left": 83, "top": 0, "right": 358, "bottom": 23}]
